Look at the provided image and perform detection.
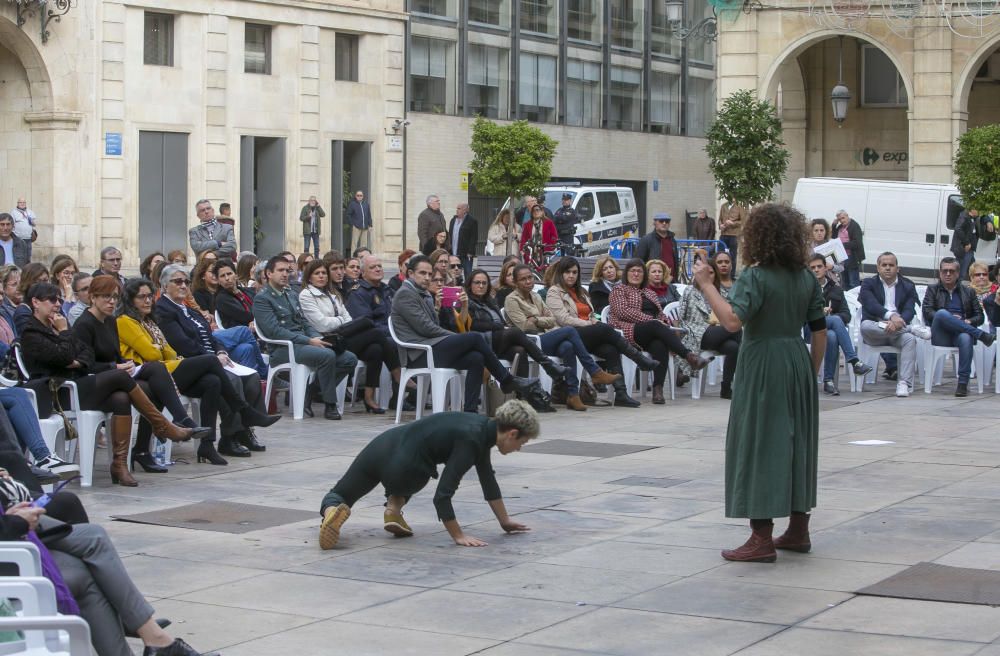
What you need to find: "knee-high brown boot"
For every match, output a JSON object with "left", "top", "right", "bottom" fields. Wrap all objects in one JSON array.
[
  {"left": 127, "top": 387, "right": 194, "bottom": 442},
  {"left": 109, "top": 415, "right": 138, "bottom": 487}
]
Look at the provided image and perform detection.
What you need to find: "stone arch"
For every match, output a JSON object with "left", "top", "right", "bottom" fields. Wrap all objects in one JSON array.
[
  {"left": 0, "top": 16, "right": 53, "bottom": 111},
  {"left": 954, "top": 35, "right": 1000, "bottom": 115}
]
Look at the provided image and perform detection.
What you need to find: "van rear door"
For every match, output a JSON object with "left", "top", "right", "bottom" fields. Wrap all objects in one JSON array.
[
  {"left": 864, "top": 186, "right": 941, "bottom": 274},
  {"left": 574, "top": 191, "right": 600, "bottom": 249},
  {"left": 617, "top": 190, "right": 639, "bottom": 239}
]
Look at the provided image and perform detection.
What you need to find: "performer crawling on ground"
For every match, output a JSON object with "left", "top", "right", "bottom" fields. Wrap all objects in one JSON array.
[{"left": 318, "top": 400, "right": 539, "bottom": 549}]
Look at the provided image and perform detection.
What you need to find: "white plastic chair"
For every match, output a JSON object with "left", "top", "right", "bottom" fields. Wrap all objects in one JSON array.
[
  {"left": 388, "top": 318, "right": 462, "bottom": 423},
  {"left": 0, "top": 540, "right": 41, "bottom": 575},
  {"left": 257, "top": 330, "right": 316, "bottom": 420}
]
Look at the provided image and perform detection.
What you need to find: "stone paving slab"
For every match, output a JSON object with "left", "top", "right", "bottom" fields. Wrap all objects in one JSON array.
[{"left": 67, "top": 379, "right": 1000, "bottom": 654}]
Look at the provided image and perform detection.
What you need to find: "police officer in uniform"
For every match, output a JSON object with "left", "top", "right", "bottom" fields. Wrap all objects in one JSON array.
[{"left": 553, "top": 193, "right": 579, "bottom": 251}]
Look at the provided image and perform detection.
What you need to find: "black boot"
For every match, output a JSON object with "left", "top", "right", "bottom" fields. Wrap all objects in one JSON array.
[
  {"left": 238, "top": 404, "right": 281, "bottom": 428},
  {"left": 142, "top": 637, "right": 219, "bottom": 656},
  {"left": 218, "top": 434, "right": 251, "bottom": 457},
  {"left": 623, "top": 344, "right": 659, "bottom": 371},
  {"left": 541, "top": 358, "right": 570, "bottom": 380},
  {"left": 196, "top": 439, "right": 227, "bottom": 466},
  {"left": 131, "top": 450, "right": 167, "bottom": 474},
  {"left": 237, "top": 428, "right": 266, "bottom": 452},
  {"left": 720, "top": 382, "right": 733, "bottom": 400},
  {"left": 612, "top": 376, "right": 640, "bottom": 407},
  {"left": 500, "top": 374, "right": 540, "bottom": 395},
  {"left": 324, "top": 403, "right": 342, "bottom": 420}
]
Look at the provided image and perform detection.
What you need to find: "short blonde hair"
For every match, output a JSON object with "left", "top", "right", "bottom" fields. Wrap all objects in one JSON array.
[
  {"left": 645, "top": 259, "right": 673, "bottom": 284},
  {"left": 968, "top": 260, "right": 990, "bottom": 281},
  {"left": 591, "top": 255, "right": 620, "bottom": 283},
  {"left": 494, "top": 400, "right": 540, "bottom": 439}
]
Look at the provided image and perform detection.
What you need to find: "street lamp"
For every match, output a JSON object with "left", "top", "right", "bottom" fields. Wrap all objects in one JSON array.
[
  {"left": 663, "top": 0, "right": 718, "bottom": 42},
  {"left": 830, "top": 36, "right": 851, "bottom": 125}
]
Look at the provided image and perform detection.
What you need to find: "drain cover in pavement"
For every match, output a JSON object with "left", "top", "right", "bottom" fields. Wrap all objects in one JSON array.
[
  {"left": 607, "top": 476, "right": 690, "bottom": 488},
  {"left": 113, "top": 501, "right": 316, "bottom": 534},
  {"left": 523, "top": 439, "right": 657, "bottom": 458},
  {"left": 857, "top": 562, "right": 1000, "bottom": 605}
]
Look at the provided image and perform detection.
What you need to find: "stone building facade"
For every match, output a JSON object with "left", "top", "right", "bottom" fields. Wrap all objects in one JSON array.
[{"left": 0, "top": 0, "right": 406, "bottom": 265}]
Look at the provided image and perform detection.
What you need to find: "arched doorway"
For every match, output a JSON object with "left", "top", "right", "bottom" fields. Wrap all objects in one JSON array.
[
  {"left": 961, "top": 40, "right": 1000, "bottom": 129},
  {"left": 762, "top": 33, "right": 912, "bottom": 200}
]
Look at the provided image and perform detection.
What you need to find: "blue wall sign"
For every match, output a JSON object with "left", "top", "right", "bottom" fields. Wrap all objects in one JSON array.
[{"left": 105, "top": 132, "right": 122, "bottom": 156}]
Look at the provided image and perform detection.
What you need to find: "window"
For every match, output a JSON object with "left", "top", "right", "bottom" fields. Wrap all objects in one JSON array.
[
  {"left": 411, "top": 0, "right": 456, "bottom": 17},
  {"left": 245, "top": 23, "right": 272, "bottom": 74},
  {"left": 687, "top": 0, "right": 715, "bottom": 62},
  {"left": 410, "top": 37, "right": 455, "bottom": 114},
  {"left": 521, "top": 0, "right": 556, "bottom": 35},
  {"left": 566, "top": 59, "right": 601, "bottom": 128},
  {"left": 469, "top": 0, "right": 509, "bottom": 27},
  {"left": 597, "top": 192, "right": 621, "bottom": 217},
  {"left": 519, "top": 53, "right": 556, "bottom": 123},
  {"left": 577, "top": 192, "right": 596, "bottom": 221},
  {"left": 862, "top": 45, "right": 907, "bottom": 107},
  {"left": 467, "top": 45, "right": 509, "bottom": 118},
  {"left": 567, "top": 0, "right": 599, "bottom": 41},
  {"left": 649, "top": 70, "right": 680, "bottom": 134},
  {"left": 144, "top": 12, "right": 174, "bottom": 66},
  {"left": 335, "top": 34, "right": 359, "bottom": 81},
  {"left": 610, "top": 0, "right": 642, "bottom": 49},
  {"left": 608, "top": 65, "right": 642, "bottom": 131},
  {"left": 650, "top": 2, "right": 680, "bottom": 57},
  {"left": 687, "top": 75, "right": 715, "bottom": 137}
]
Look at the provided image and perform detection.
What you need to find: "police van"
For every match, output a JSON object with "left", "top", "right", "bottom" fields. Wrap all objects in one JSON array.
[{"left": 539, "top": 185, "right": 639, "bottom": 255}]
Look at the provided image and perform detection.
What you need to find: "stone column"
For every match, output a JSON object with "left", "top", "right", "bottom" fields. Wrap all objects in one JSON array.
[
  {"left": 205, "top": 14, "right": 230, "bottom": 214},
  {"left": 299, "top": 24, "right": 321, "bottom": 250},
  {"left": 99, "top": 2, "right": 126, "bottom": 261},
  {"left": 911, "top": 16, "right": 954, "bottom": 183},
  {"left": 381, "top": 31, "right": 406, "bottom": 255}
]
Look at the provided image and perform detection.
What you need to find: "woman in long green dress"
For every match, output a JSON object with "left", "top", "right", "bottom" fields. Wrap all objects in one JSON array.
[{"left": 692, "top": 203, "right": 826, "bottom": 563}]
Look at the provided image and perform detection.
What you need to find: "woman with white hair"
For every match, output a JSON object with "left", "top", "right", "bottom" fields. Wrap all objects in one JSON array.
[{"left": 318, "top": 400, "right": 540, "bottom": 549}]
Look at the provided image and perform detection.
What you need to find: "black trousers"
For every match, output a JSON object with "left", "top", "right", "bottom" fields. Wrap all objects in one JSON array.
[
  {"left": 77, "top": 369, "right": 136, "bottom": 416},
  {"left": 575, "top": 323, "right": 625, "bottom": 374},
  {"left": 432, "top": 332, "right": 511, "bottom": 412},
  {"left": 491, "top": 327, "right": 549, "bottom": 377},
  {"left": 133, "top": 361, "right": 192, "bottom": 453},
  {"left": 320, "top": 430, "right": 429, "bottom": 514},
  {"left": 633, "top": 321, "right": 690, "bottom": 387},
  {"left": 170, "top": 354, "right": 245, "bottom": 440},
  {"left": 701, "top": 325, "right": 741, "bottom": 385},
  {"left": 343, "top": 330, "right": 401, "bottom": 388}
]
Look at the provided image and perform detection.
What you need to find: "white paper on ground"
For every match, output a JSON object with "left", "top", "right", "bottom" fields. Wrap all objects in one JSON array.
[
  {"left": 849, "top": 439, "right": 896, "bottom": 446},
  {"left": 224, "top": 362, "right": 258, "bottom": 377}
]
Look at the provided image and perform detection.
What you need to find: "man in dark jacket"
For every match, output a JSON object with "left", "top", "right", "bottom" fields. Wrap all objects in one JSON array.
[
  {"left": 922, "top": 256, "right": 995, "bottom": 396},
  {"left": 0, "top": 213, "right": 29, "bottom": 267},
  {"left": 635, "top": 213, "right": 680, "bottom": 276},
  {"left": 346, "top": 191, "right": 373, "bottom": 253},
  {"left": 344, "top": 254, "right": 394, "bottom": 337},
  {"left": 448, "top": 203, "right": 478, "bottom": 280},
  {"left": 552, "top": 193, "right": 579, "bottom": 247},
  {"left": 831, "top": 210, "right": 865, "bottom": 290},
  {"left": 417, "top": 194, "right": 446, "bottom": 248},
  {"left": 951, "top": 208, "right": 979, "bottom": 280},
  {"left": 691, "top": 208, "right": 716, "bottom": 242},
  {"left": 300, "top": 196, "right": 326, "bottom": 258}
]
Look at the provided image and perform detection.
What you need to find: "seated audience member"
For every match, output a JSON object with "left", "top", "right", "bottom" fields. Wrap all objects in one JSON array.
[
  {"left": 589, "top": 255, "right": 621, "bottom": 314},
  {"left": 0, "top": 213, "right": 29, "bottom": 267},
  {"left": 167, "top": 249, "right": 188, "bottom": 265},
  {"left": 52, "top": 256, "right": 79, "bottom": 312},
  {"left": 236, "top": 252, "right": 259, "bottom": 294},
  {"left": 92, "top": 246, "right": 127, "bottom": 287},
  {"left": 676, "top": 258, "right": 743, "bottom": 399},
  {"left": 0, "top": 387, "right": 77, "bottom": 476},
  {"left": 0, "top": 265, "right": 19, "bottom": 336},
  {"left": 326, "top": 257, "right": 353, "bottom": 300},
  {"left": 302, "top": 257, "right": 402, "bottom": 413},
  {"left": 156, "top": 265, "right": 278, "bottom": 435},
  {"left": 429, "top": 268, "right": 472, "bottom": 333},
  {"left": 546, "top": 257, "right": 657, "bottom": 407},
  {"left": 448, "top": 255, "right": 466, "bottom": 286},
  {"left": 645, "top": 259, "right": 681, "bottom": 307},
  {"left": 343, "top": 257, "right": 362, "bottom": 295},
  {"left": 505, "top": 264, "right": 619, "bottom": 411},
  {"left": 969, "top": 261, "right": 996, "bottom": 303},
  {"left": 806, "top": 254, "right": 872, "bottom": 396},
  {"left": 462, "top": 268, "right": 568, "bottom": 381},
  {"left": 388, "top": 249, "right": 416, "bottom": 293},
  {"left": 422, "top": 228, "right": 449, "bottom": 257},
  {"left": 714, "top": 250, "right": 737, "bottom": 296},
  {"left": 214, "top": 259, "right": 255, "bottom": 328},
  {"left": 353, "top": 246, "right": 372, "bottom": 260},
  {"left": 495, "top": 259, "right": 520, "bottom": 308},
  {"left": 66, "top": 272, "right": 92, "bottom": 326},
  {"left": 139, "top": 251, "right": 167, "bottom": 282},
  {"left": 428, "top": 248, "right": 454, "bottom": 286},
  {"left": 858, "top": 252, "right": 929, "bottom": 397},
  {"left": 344, "top": 256, "right": 393, "bottom": 335},
  {"left": 253, "top": 256, "right": 358, "bottom": 420},
  {"left": 12, "top": 262, "right": 50, "bottom": 335},
  {"left": 297, "top": 252, "right": 314, "bottom": 284},
  {"left": 21, "top": 282, "right": 199, "bottom": 487},
  {"left": 121, "top": 278, "right": 274, "bottom": 462},
  {"left": 390, "top": 255, "right": 538, "bottom": 412},
  {"left": 921, "top": 256, "right": 995, "bottom": 397},
  {"left": 809, "top": 253, "right": 872, "bottom": 396},
  {"left": 610, "top": 259, "right": 711, "bottom": 405},
  {"left": 191, "top": 257, "right": 219, "bottom": 312}
]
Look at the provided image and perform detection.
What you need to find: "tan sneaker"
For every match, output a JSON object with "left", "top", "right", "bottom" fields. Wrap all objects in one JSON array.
[
  {"left": 319, "top": 503, "right": 351, "bottom": 550},
  {"left": 383, "top": 511, "right": 414, "bottom": 537}
]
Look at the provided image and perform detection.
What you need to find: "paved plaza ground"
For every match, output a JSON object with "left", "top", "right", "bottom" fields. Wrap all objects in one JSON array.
[{"left": 76, "top": 375, "right": 1000, "bottom": 655}]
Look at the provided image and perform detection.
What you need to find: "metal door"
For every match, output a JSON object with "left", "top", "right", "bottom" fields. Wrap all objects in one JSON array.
[{"left": 138, "top": 131, "right": 189, "bottom": 255}]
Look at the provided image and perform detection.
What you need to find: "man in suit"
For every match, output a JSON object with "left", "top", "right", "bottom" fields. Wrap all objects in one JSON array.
[
  {"left": 389, "top": 255, "right": 537, "bottom": 413},
  {"left": 448, "top": 202, "right": 478, "bottom": 281},
  {"left": 189, "top": 199, "right": 237, "bottom": 259},
  {"left": 858, "top": 252, "right": 930, "bottom": 398},
  {"left": 0, "top": 213, "right": 30, "bottom": 267},
  {"left": 832, "top": 209, "right": 865, "bottom": 290},
  {"left": 253, "top": 255, "right": 357, "bottom": 420},
  {"left": 346, "top": 191, "right": 372, "bottom": 253},
  {"left": 299, "top": 196, "right": 326, "bottom": 258}
]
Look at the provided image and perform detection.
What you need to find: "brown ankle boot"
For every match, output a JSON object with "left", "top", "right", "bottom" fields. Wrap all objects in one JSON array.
[
  {"left": 590, "top": 369, "right": 621, "bottom": 386},
  {"left": 722, "top": 521, "right": 776, "bottom": 563},
  {"left": 774, "top": 513, "right": 811, "bottom": 553},
  {"left": 127, "top": 387, "right": 194, "bottom": 442},
  {"left": 566, "top": 395, "right": 587, "bottom": 411},
  {"left": 685, "top": 352, "right": 711, "bottom": 371},
  {"left": 109, "top": 415, "right": 137, "bottom": 487},
  {"left": 651, "top": 385, "right": 666, "bottom": 404}
]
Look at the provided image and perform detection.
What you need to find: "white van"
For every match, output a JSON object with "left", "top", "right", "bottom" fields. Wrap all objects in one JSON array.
[
  {"left": 539, "top": 185, "right": 639, "bottom": 255},
  {"left": 792, "top": 177, "right": 965, "bottom": 276}
]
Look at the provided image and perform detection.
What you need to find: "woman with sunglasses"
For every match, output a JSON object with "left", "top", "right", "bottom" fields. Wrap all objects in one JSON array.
[{"left": 20, "top": 281, "right": 204, "bottom": 486}]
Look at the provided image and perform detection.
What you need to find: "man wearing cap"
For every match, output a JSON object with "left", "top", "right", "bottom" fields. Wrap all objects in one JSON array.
[
  {"left": 552, "top": 193, "right": 579, "bottom": 249},
  {"left": 635, "top": 213, "right": 680, "bottom": 275}
]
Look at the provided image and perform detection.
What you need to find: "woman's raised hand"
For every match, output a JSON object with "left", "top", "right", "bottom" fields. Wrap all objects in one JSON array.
[{"left": 691, "top": 259, "right": 713, "bottom": 289}]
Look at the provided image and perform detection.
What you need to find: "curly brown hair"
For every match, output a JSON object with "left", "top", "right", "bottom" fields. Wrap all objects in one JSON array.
[{"left": 741, "top": 203, "right": 810, "bottom": 271}]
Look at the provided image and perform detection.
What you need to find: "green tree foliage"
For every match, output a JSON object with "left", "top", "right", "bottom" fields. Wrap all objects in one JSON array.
[
  {"left": 705, "top": 89, "right": 790, "bottom": 207},
  {"left": 954, "top": 124, "right": 1000, "bottom": 213},
  {"left": 469, "top": 117, "right": 558, "bottom": 215}
]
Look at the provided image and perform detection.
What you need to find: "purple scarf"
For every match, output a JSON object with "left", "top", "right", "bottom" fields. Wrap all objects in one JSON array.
[{"left": 26, "top": 532, "right": 80, "bottom": 615}]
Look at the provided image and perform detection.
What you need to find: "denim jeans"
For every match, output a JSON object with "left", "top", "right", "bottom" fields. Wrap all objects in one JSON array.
[
  {"left": 958, "top": 250, "right": 975, "bottom": 280},
  {"left": 214, "top": 325, "right": 269, "bottom": 378},
  {"left": 539, "top": 326, "right": 599, "bottom": 395},
  {"left": 0, "top": 387, "right": 50, "bottom": 460},
  {"left": 824, "top": 315, "right": 858, "bottom": 381},
  {"left": 930, "top": 309, "right": 985, "bottom": 384},
  {"left": 304, "top": 233, "right": 320, "bottom": 258},
  {"left": 842, "top": 267, "right": 861, "bottom": 290}
]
